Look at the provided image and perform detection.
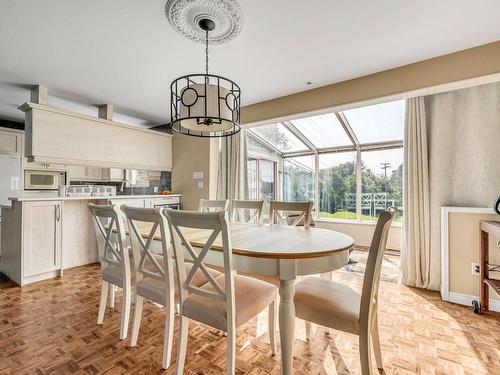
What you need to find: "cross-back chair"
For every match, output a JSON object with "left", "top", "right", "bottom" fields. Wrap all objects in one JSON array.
[
  {"left": 294, "top": 208, "right": 395, "bottom": 375},
  {"left": 269, "top": 201, "right": 313, "bottom": 227},
  {"left": 165, "top": 209, "right": 277, "bottom": 375},
  {"left": 88, "top": 203, "right": 131, "bottom": 340},
  {"left": 231, "top": 200, "right": 264, "bottom": 223},
  {"left": 122, "top": 205, "right": 222, "bottom": 369},
  {"left": 199, "top": 198, "right": 230, "bottom": 212}
]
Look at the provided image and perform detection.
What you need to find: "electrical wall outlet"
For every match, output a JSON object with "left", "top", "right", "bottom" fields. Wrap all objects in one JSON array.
[{"left": 471, "top": 263, "right": 480, "bottom": 275}]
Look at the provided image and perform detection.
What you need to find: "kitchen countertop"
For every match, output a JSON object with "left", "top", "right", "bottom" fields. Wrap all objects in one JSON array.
[{"left": 8, "top": 194, "right": 181, "bottom": 202}]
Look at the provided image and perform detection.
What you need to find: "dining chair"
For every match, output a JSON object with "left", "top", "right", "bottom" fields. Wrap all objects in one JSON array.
[
  {"left": 269, "top": 201, "right": 313, "bottom": 227},
  {"left": 231, "top": 199, "right": 264, "bottom": 223},
  {"left": 122, "top": 206, "right": 222, "bottom": 369},
  {"left": 199, "top": 198, "right": 230, "bottom": 212},
  {"left": 293, "top": 208, "right": 395, "bottom": 375},
  {"left": 165, "top": 209, "right": 278, "bottom": 375},
  {"left": 88, "top": 203, "right": 132, "bottom": 340}
]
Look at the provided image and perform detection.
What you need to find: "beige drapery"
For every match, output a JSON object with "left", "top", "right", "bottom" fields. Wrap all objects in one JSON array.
[
  {"left": 401, "top": 97, "right": 431, "bottom": 288},
  {"left": 216, "top": 128, "right": 248, "bottom": 200}
]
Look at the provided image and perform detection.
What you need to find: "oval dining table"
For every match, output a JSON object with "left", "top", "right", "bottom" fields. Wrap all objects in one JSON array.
[{"left": 133, "top": 221, "right": 355, "bottom": 375}]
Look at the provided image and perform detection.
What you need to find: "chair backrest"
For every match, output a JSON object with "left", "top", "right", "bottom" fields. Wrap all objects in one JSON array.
[
  {"left": 199, "top": 199, "right": 230, "bottom": 212},
  {"left": 121, "top": 206, "right": 173, "bottom": 292},
  {"left": 165, "top": 209, "right": 235, "bottom": 327},
  {"left": 88, "top": 203, "right": 130, "bottom": 276},
  {"left": 359, "top": 208, "right": 395, "bottom": 331},
  {"left": 269, "top": 201, "right": 313, "bottom": 227},
  {"left": 231, "top": 200, "right": 264, "bottom": 223}
]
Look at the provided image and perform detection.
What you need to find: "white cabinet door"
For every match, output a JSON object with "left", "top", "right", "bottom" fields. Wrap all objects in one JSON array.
[
  {"left": 102, "top": 168, "right": 124, "bottom": 182},
  {"left": 109, "top": 199, "right": 145, "bottom": 208},
  {"left": 69, "top": 165, "right": 86, "bottom": 180},
  {"left": 85, "top": 167, "right": 102, "bottom": 180},
  {"left": 0, "top": 129, "right": 22, "bottom": 155},
  {"left": 23, "top": 201, "right": 62, "bottom": 277}
]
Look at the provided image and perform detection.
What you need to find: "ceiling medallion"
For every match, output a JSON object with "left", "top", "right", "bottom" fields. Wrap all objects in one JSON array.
[
  {"left": 165, "top": 0, "right": 244, "bottom": 45},
  {"left": 168, "top": 4, "right": 242, "bottom": 137}
]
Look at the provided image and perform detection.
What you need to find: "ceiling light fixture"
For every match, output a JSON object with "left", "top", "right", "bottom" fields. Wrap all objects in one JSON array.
[{"left": 167, "top": 0, "right": 243, "bottom": 138}]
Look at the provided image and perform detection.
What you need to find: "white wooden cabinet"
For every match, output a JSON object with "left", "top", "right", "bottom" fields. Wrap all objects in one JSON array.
[
  {"left": 22, "top": 201, "right": 62, "bottom": 278},
  {"left": 68, "top": 165, "right": 86, "bottom": 180},
  {"left": 0, "top": 128, "right": 23, "bottom": 155},
  {"left": 108, "top": 198, "right": 146, "bottom": 208},
  {"left": 101, "top": 168, "right": 124, "bottom": 182},
  {"left": 0, "top": 200, "right": 63, "bottom": 285},
  {"left": 69, "top": 166, "right": 124, "bottom": 182},
  {"left": 85, "top": 166, "right": 102, "bottom": 180},
  {"left": 20, "top": 103, "right": 173, "bottom": 171}
]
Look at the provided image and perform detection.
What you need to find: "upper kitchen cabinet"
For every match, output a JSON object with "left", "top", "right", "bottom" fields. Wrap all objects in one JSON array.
[
  {"left": 19, "top": 103, "right": 172, "bottom": 171},
  {"left": 0, "top": 128, "right": 23, "bottom": 155}
]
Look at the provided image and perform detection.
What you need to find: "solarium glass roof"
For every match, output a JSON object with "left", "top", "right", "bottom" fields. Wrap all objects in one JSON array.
[{"left": 247, "top": 99, "right": 405, "bottom": 156}]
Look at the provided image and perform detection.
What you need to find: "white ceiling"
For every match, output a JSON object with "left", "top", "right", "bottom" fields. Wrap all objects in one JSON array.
[{"left": 0, "top": 0, "right": 499, "bottom": 125}]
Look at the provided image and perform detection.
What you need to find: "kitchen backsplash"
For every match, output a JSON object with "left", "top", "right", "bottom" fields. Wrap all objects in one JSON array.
[{"left": 71, "top": 171, "right": 171, "bottom": 195}]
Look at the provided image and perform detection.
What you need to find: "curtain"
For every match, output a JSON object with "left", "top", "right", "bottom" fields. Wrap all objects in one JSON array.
[
  {"left": 216, "top": 128, "right": 248, "bottom": 200},
  {"left": 401, "top": 97, "right": 431, "bottom": 288}
]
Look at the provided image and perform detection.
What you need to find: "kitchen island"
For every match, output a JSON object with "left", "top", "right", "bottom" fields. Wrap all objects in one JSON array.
[{"left": 0, "top": 194, "right": 180, "bottom": 286}]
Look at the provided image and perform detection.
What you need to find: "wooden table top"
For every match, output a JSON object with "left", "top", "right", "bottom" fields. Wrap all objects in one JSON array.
[
  {"left": 480, "top": 220, "right": 500, "bottom": 237},
  {"left": 130, "top": 222, "right": 355, "bottom": 260}
]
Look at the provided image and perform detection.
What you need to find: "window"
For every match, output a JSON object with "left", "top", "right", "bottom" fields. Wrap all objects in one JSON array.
[
  {"left": 361, "top": 148, "right": 403, "bottom": 222},
  {"left": 343, "top": 100, "right": 405, "bottom": 144},
  {"left": 246, "top": 99, "right": 405, "bottom": 224},
  {"left": 291, "top": 114, "right": 351, "bottom": 148},
  {"left": 259, "top": 159, "right": 276, "bottom": 200},
  {"left": 249, "top": 123, "right": 308, "bottom": 153},
  {"left": 247, "top": 158, "right": 258, "bottom": 200},
  {"left": 283, "top": 155, "right": 314, "bottom": 202},
  {"left": 319, "top": 152, "right": 357, "bottom": 219}
]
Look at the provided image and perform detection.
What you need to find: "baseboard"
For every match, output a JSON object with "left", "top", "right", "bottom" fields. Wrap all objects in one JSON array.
[{"left": 447, "top": 291, "right": 500, "bottom": 312}]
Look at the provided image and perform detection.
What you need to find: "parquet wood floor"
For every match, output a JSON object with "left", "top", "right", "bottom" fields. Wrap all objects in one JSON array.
[{"left": 0, "top": 258, "right": 499, "bottom": 375}]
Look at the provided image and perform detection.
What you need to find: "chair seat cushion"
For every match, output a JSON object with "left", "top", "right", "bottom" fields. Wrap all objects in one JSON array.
[
  {"left": 294, "top": 276, "right": 361, "bottom": 335},
  {"left": 136, "top": 263, "right": 222, "bottom": 305},
  {"left": 183, "top": 274, "right": 277, "bottom": 331},
  {"left": 102, "top": 265, "right": 124, "bottom": 286}
]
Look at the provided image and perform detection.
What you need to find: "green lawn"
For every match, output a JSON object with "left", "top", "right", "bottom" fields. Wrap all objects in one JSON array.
[{"left": 319, "top": 211, "right": 402, "bottom": 223}]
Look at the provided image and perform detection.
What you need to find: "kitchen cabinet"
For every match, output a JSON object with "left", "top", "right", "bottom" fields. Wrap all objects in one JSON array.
[
  {"left": 69, "top": 165, "right": 86, "bottom": 180},
  {"left": 0, "top": 128, "right": 23, "bottom": 155},
  {"left": 108, "top": 198, "right": 146, "bottom": 208},
  {"left": 101, "top": 168, "right": 124, "bottom": 182},
  {"left": 24, "top": 158, "right": 68, "bottom": 171},
  {"left": 23, "top": 201, "right": 62, "bottom": 278},
  {"left": 69, "top": 166, "right": 124, "bottom": 182},
  {"left": 20, "top": 103, "right": 172, "bottom": 171}
]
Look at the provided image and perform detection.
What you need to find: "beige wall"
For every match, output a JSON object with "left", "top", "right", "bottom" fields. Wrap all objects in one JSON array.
[
  {"left": 241, "top": 41, "right": 500, "bottom": 125},
  {"left": 171, "top": 134, "right": 218, "bottom": 210},
  {"left": 448, "top": 212, "right": 500, "bottom": 301},
  {"left": 316, "top": 220, "right": 401, "bottom": 251}
]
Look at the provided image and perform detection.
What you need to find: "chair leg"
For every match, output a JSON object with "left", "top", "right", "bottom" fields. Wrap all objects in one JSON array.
[
  {"left": 268, "top": 300, "right": 277, "bottom": 356},
  {"left": 359, "top": 333, "right": 373, "bottom": 375},
  {"left": 175, "top": 317, "right": 190, "bottom": 375},
  {"left": 119, "top": 286, "right": 131, "bottom": 340},
  {"left": 227, "top": 326, "right": 236, "bottom": 375},
  {"left": 97, "top": 280, "right": 109, "bottom": 325},
  {"left": 109, "top": 284, "right": 116, "bottom": 309},
  {"left": 305, "top": 321, "right": 311, "bottom": 341},
  {"left": 130, "top": 295, "right": 144, "bottom": 347},
  {"left": 162, "top": 304, "right": 175, "bottom": 369},
  {"left": 371, "top": 312, "right": 383, "bottom": 370}
]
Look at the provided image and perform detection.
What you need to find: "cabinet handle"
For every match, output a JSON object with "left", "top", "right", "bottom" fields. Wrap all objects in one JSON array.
[{"left": 56, "top": 204, "right": 61, "bottom": 222}]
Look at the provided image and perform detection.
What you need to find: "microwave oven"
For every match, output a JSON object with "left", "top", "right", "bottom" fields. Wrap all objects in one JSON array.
[{"left": 24, "top": 170, "right": 67, "bottom": 191}]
